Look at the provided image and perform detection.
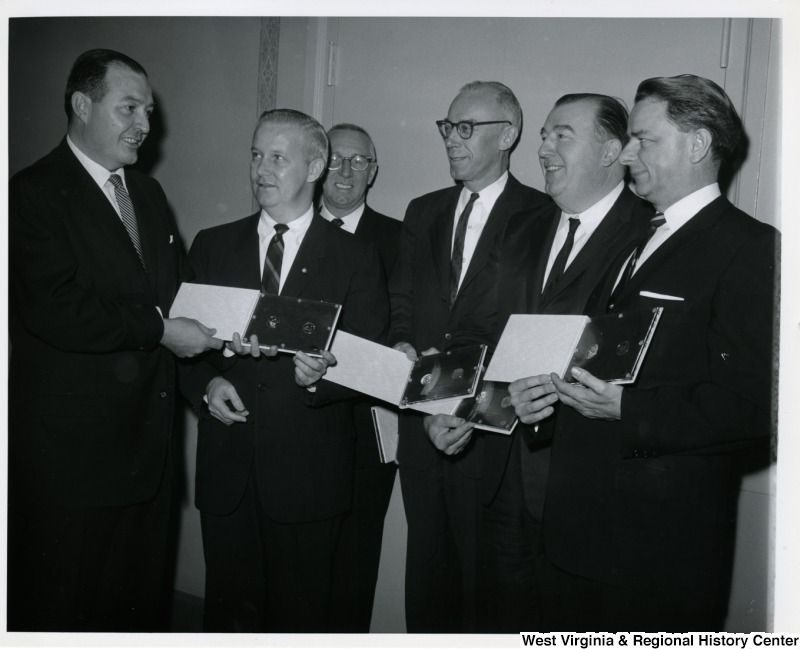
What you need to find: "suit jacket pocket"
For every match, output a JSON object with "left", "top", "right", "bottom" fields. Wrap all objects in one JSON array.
[
  {"left": 36, "top": 393, "right": 112, "bottom": 418},
  {"left": 613, "top": 458, "right": 701, "bottom": 506}
]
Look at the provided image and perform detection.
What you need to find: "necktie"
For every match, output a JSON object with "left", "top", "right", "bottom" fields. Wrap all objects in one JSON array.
[
  {"left": 450, "top": 192, "right": 480, "bottom": 307},
  {"left": 607, "top": 212, "right": 666, "bottom": 311},
  {"left": 262, "top": 223, "right": 289, "bottom": 295},
  {"left": 332, "top": 218, "right": 345, "bottom": 228},
  {"left": 108, "top": 174, "right": 146, "bottom": 269},
  {"left": 541, "top": 216, "right": 580, "bottom": 301}
]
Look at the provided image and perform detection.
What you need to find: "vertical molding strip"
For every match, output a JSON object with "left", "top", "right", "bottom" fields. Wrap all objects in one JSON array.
[{"left": 257, "top": 17, "right": 281, "bottom": 118}]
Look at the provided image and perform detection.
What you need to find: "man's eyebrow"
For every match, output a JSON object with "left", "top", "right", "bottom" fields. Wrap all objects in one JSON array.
[{"left": 540, "top": 124, "right": 575, "bottom": 136}]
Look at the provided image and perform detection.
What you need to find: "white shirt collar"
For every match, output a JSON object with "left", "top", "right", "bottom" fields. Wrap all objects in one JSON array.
[
  {"left": 662, "top": 183, "right": 722, "bottom": 229},
  {"left": 67, "top": 134, "right": 127, "bottom": 189},
  {"left": 259, "top": 204, "right": 315, "bottom": 240},
  {"left": 458, "top": 170, "right": 509, "bottom": 214},
  {"left": 320, "top": 202, "right": 366, "bottom": 234},
  {"left": 559, "top": 181, "right": 625, "bottom": 230}
]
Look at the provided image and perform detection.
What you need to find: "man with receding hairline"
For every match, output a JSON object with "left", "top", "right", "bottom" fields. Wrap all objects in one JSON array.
[
  {"left": 389, "top": 80, "right": 549, "bottom": 632},
  {"left": 320, "top": 122, "right": 401, "bottom": 632},
  {"left": 179, "top": 108, "right": 388, "bottom": 632},
  {"left": 514, "top": 75, "right": 778, "bottom": 630}
]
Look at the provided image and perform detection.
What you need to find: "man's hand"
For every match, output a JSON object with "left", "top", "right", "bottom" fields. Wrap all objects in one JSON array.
[
  {"left": 509, "top": 374, "right": 559, "bottom": 425},
  {"left": 393, "top": 341, "right": 418, "bottom": 362},
  {"left": 294, "top": 350, "right": 336, "bottom": 388},
  {"left": 206, "top": 376, "right": 249, "bottom": 425},
  {"left": 161, "top": 317, "right": 223, "bottom": 358},
  {"left": 226, "top": 333, "right": 279, "bottom": 358},
  {"left": 423, "top": 414, "right": 475, "bottom": 455},
  {"left": 551, "top": 367, "right": 622, "bottom": 420}
]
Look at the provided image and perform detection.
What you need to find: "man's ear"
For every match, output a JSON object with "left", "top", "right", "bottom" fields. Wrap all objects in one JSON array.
[
  {"left": 307, "top": 157, "right": 326, "bottom": 183},
  {"left": 601, "top": 138, "right": 623, "bottom": 167},
  {"left": 498, "top": 125, "right": 519, "bottom": 152},
  {"left": 367, "top": 163, "right": 378, "bottom": 186},
  {"left": 71, "top": 91, "right": 92, "bottom": 125},
  {"left": 689, "top": 128, "right": 713, "bottom": 164}
]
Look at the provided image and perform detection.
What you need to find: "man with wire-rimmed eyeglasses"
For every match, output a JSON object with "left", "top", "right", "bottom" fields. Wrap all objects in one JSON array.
[
  {"left": 387, "top": 80, "right": 550, "bottom": 632},
  {"left": 320, "top": 123, "right": 401, "bottom": 632}
]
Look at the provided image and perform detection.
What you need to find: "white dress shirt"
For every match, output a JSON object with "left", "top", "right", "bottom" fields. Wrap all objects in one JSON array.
[
  {"left": 541, "top": 181, "right": 625, "bottom": 289},
  {"left": 257, "top": 205, "right": 315, "bottom": 294},
  {"left": 452, "top": 171, "right": 509, "bottom": 289},
  {"left": 67, "top": 135, "right": 129, "bottom": 221},
  {"left": 320, "top": 202, "right": 365, "bottom": 234}
]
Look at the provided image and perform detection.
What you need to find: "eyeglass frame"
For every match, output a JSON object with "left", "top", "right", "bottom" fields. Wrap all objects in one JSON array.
[
  {"left": 435, "top": 119, "right": 513, "bottom": 140},
  {"left": 327, "top": 153, "right": 375, "bottom": 172}
]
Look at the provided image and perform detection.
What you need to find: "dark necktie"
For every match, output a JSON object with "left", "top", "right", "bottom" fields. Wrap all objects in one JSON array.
[
  {"left": 541, "top": 216, "right": 580, "bottom": 301},
  {"left": 262, "top": 223, "right": 289, "bottom": 295},
  {"left": 332, "top": 217, "right": 345, "bottom": 228},
  {"left": 450, "top": 192, "right": 480, "bottom": 307},
  {"left": 607, "top": 212, "right": 666, "bottom": 311},
  {"left": 108, "top": 174, "right": 146, "bottom": 269}
]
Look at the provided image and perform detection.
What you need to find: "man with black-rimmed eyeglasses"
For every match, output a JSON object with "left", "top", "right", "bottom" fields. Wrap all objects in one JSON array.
[{"left": 387, "top": 80, "right": 550, "bottom": 632}]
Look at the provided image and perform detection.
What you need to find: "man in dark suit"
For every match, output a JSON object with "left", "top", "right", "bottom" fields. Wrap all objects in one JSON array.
[
  {"left": 388, "top": 80, "right": 549, "bottom": 632},
  {"left": 511, "top": 75, "right": 778, "bottom": 630},
  {"left": 178, "top": 109, "right": 389, "bottom": 632},
  {"left": 432, "top": 93, "right": 653, "bottom": 631},
  {"left": 8, "top": 49, "right": 221, "bottom": 631},
  {"left": 319, "top": 123, "right": 401, "bottom": 632}
]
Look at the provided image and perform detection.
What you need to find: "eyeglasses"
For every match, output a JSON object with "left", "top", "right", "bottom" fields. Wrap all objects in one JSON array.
[
  {"left": 436, "top": 119, "right": 512, "bottom": 140},
  {"left": 328, "top": 153, "right": 373, "bottom": 172}
]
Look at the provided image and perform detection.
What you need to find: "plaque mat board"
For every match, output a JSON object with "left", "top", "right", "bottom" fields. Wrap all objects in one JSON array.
[
  {"left": 371, "top": 406, "right": 399, "bottom": 464},
  {"left": 168, "top": 282, "right": 260, "bottom": 341}
]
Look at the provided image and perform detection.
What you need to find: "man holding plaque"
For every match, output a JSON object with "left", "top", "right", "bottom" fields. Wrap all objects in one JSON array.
[
  {"left": 511, "top": 75, "right": 778, "bottom": 630},
  {"left": 179, "top": 109, "right": 389, "bottom": 632},
  {"left": 388, "top": 80, "right": 549, "bottom": 632},
  {"left": 8, "top": 48, "right": 222, "bottom": 631},
  {"left": 320, "top": 122, "right": 402, "bottom": 632}
]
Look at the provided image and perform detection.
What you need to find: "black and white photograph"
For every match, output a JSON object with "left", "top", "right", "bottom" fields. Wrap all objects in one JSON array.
[{"left": 2, "top": 0, "right": 798, "bottom": 645}]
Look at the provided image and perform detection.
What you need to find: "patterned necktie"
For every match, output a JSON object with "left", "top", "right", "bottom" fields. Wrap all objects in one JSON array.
[
  {"left": 607, "top": 212, "right": 666, "bottom": 311},
  {"left": 108, "top": 174, "right": 146, "bottom": 269},
  {"left": 332, "top": 218, "right": 345, "bottom": 228},
  {"left": 450, "top": 192, "right": 480, "bottom": 307},
  {"left": 541, "top": 216, "right": 581, "bottom": 301},
  {"left": 262, "top": 223, "right": 289, "bottom": 295}
]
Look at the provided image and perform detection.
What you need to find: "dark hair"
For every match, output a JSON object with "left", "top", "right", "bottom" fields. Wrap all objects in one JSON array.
[
  {"left": 64, "top": 49, "right": 148, "bottom": 120},
  {"left": 459, "top": 80, "right": 523, "bottom": 133},
  {"left": 256, "top": 108, "right": 329, "bottom": 162},
  {"left": 554, "top": 93, "right": 629, "bottom": 145},
  {"left": 328, "top": 123, "right": 377, "bottom": 160},
  {"left": 635, "top": 74, "right": 742, "bottom": 163}
]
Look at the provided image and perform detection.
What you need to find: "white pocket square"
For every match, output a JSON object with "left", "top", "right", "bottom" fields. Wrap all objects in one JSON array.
[
  {"left": 639, "top": 290, "right": 684, "bottom": 301},
  {"left": 169, "top": 235, "right": 175, "bottom": 244}
]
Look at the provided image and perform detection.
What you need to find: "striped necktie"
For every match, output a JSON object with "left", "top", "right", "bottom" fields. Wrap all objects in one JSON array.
[
  {"left": 607, "top": 212, "right": 666, "bottom": 311},
  {"left": 450, "top": 192, "right": 480, "bottom": 307},
  {"left": 108, "top": 174, "right": 146, "bottom": 269},
  {"left": 262, "top": 223, "right": 289, "bottom": 295}
]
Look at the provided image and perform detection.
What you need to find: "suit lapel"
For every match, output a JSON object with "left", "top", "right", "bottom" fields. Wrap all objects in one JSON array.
[
  {"left": 614, "top": 195, "right": 727, "bottom": 303},
  {"left": 429, "top": 189, "right": 461, "bottom": 299},
  {"left": 528, "top": 205, "right": 561, "bottom": 312},
  {"left": 460, "top": 175, "right": 531, "bottom": 294},
  {"left": 281, "top": 214, "right": 327, "bottom": 297}
]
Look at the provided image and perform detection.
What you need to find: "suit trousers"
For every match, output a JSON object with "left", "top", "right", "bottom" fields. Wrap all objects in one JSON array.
[
  {"left": 200, "top": 466, "right": 344, "bottom": 633},
  {"left": 330, "top": 400, "right": 397, "bottom": 632},
  {"left": 400, "top": 453, "right": 481, "bottom": 633},
  {"left": 479, "top": 434, "right": 546, "bottom": 632},
  {"left": 7, "top": 461, "right": 173, "bottom": 632}
]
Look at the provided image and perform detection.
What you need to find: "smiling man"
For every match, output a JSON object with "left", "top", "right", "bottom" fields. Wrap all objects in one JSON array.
[
  {"left": 319, "top": 123, "right": 401, "bottom": 632},
  {"left": 388, "top": 80, "right": 549, "bottom": 632},
  {"left": 8, "top": 49, "right": 221, "bottom": 631},
  {"left": 512, "top": 75, "right": 779, "bottom": 631},
  {"left": 178, "top": 109, "right": 388, "bottom": 632}
]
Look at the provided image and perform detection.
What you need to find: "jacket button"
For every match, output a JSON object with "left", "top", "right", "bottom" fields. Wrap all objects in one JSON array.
[
  {"left": 258, "top": 383, "right": 267, "bottom": 392},
  {"left": 160, "top": 391, "right": 167, "bottom": 398},
  {"left": 444, "top": 333, "right": 452, "bottom": 340}
]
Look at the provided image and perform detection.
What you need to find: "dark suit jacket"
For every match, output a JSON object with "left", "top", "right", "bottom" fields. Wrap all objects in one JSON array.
[
  {"left": 9, "top": 138, "right": 182, "bottom": 508},
  {"left": 388, "top": 174, "right": 550, "bottom": 474},
  {"left": 354, "top": 205, "right": 402, "bottom": 278},
  {"left": 179, "top": 213, "right": 389, "bottom": 523},
  {"left": 544, "top": 196, "right": 778, "bottom": 605},
  {"left": 475, "top": 186, "right": 654, "bottom": 507}
]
